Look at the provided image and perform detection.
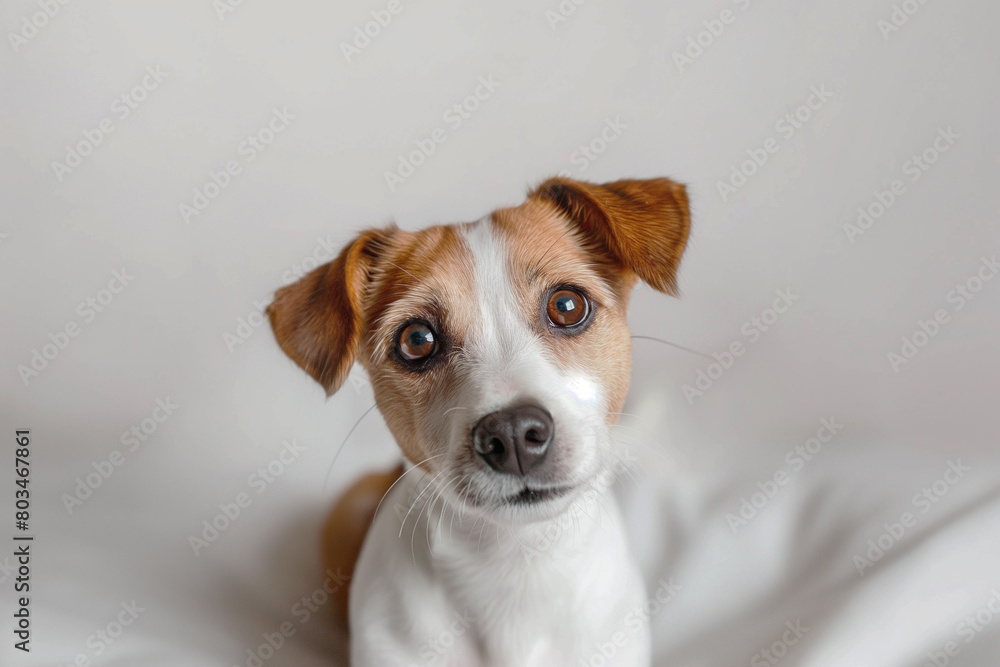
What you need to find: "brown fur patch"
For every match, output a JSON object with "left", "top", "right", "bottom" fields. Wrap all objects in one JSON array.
[
  {"left": 528, "top": 176, "right": 691, "bottom": 296},
  {"left": 358, "top": 224, "right": 477, "bottom": 465}
]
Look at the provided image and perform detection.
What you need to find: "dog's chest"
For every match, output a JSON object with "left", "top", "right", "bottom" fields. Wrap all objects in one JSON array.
[
  {"left": 428, "top": 514, "right": 635, "bottom": 665},
  {"left": 439, "top": 557, "right": 586, "bottom": 664}
]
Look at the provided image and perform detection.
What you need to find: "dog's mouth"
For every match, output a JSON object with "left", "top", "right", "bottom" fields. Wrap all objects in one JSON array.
[{"left": 504, "top": 484, "right": 573, "bottom": 506}]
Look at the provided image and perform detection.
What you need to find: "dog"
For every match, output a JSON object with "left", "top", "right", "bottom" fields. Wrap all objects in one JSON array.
[{"left": 267, "top": 176, "right": 690, "bottom": 666}]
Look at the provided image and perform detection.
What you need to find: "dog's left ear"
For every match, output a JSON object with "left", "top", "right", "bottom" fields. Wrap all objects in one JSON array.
[
  {"left": 267, "top": 227, "right": 396, "bottom": 396},
  {"left": 529, "top": 176, "right": 691, "bottom": 295}
]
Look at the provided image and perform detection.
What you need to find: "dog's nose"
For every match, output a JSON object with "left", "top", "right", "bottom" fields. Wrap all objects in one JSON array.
[{"left": 472, "top": 404, "right": 554, "bottom": 476}]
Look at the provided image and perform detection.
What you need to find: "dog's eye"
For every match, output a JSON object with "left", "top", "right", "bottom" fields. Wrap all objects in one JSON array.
[
  {"left": 398, "top": 322, "right": 438, "bottom": 361},
  {"left": 546, "top": 288, "right": 589, "bottom": 327}
]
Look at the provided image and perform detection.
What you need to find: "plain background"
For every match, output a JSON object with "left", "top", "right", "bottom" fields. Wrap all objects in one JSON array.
[{"left": 2, "top": 0, "right": 999, "bottom": 665}]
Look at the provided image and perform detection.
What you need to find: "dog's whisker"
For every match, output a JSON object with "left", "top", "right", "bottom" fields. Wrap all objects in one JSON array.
[
  {"left": 426, "top": 473, "right": 458, "bottom": 545},
  {"left": 613, "top": 450, "right": 646, "bottom": 490},
  {"left": 631, "top": 334, "right": 714, "bottom": 360},
  {"left": 573, "top": 497, "right": 608, "bottom": 535},
  {"left": 609, "top": 424, "right": 665, "bottom": 451},
  {"left": 399, "top": 469, "right": 447, "bottom": 540},
  {"left": 411, "top": 471, "right": 455, "bottom": 566},
  {"left": 384, "top": 260, "right": 419, "bottom": 281},
  {"left": 569, "top": 501, "right": 581, "bottom": 550},
  {"left": 432, "top": 476, "right": 458, "bottom": 541},
  {"left": 506, "top": 524, "right": 533, "bottom": 557},
  {"left": 322, "top": 403, "right": 379, "bottom": 495},
  {"left": 476, "top": 510, "right": 492, "bottom": 553},
  {"left": 465, "top": 510, "right": 486, "bottom": 546},
  {"left": 372, "top": 454, "right": 447, "bottom": 524},
  {"left": 607, "top": 410, "right": 641, "bottom": 419},
  {"left": 599, "top": 444, "right": 643, "bottom": 483},
  {"left": 415, "top": 477, "right": 441, "bottom": 562},
  {"left": 611, "top": 431, "right": 672, "bottom": 470},
  {"left": 449, "top": 481, "right": 461, "bottom": 541}
]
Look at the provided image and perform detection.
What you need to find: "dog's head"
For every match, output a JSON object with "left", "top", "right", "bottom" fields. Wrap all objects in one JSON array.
[{"left": 269, "top": 177, "right": 690, "bottom": 521}]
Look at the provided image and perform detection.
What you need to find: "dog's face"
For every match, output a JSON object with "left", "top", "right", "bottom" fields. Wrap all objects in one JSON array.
[{"left": 269, "top": 177, "right": 689, "bottom": 522}]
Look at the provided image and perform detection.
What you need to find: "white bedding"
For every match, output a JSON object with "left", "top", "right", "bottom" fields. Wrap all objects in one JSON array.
[
  {"left": 2, "top": 1, "right": 999, "bottom": 665},
  {"left": 6, "top": 401, "right": 1000, "bottom": 667}
]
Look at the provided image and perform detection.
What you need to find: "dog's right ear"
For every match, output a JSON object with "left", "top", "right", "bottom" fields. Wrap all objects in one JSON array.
[
  {"left": 529, "top": 176, "right": 691, "bottom": 296},
  {"left": 268, "top": 228, "right": 395, "bottom": 396}
]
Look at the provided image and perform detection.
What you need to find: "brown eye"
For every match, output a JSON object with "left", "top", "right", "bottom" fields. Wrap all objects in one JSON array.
[
  {"left": 546, "top": 289, "right": 589, "bottom": 327},
  {"left": 398, "top": 322, "right": 438, "bottom": 361}
]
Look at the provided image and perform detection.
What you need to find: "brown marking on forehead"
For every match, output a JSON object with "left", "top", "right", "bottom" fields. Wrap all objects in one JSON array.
[
  {"left": 491, "top": 199, "right": 636, "bottom": 422},
  {"left": 491, "top": 198, "right": 633, "bottom": 305},
  {"left": 358, "top": 223, "right": 477, "bottom": 464},
  {"left": 362, "top": 224, "right": 475, "bottom": 355}
]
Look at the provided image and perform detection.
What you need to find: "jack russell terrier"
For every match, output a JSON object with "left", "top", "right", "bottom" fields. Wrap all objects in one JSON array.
[{"left": 267, "top": 176, "right": 690, "bottom": 666}]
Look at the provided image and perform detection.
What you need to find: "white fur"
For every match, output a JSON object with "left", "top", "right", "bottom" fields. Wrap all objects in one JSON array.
[{"left": 350, "top": 217, "right": 649, "bottom": 666}]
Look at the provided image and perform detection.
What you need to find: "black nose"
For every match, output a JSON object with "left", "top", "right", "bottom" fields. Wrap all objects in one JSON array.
[{"left": 472, "top": 404, "right": 554, "bottom": 476}]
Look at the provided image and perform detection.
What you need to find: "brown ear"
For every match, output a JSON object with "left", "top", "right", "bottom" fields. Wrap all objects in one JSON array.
[
  {"left": 267, "top": 228, "right": 395, "bottom": 396},
  {"left": 530, "top": 176, "right": 691, "bottom": 295}
]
